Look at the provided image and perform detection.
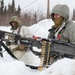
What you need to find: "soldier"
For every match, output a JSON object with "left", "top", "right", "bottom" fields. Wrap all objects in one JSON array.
[
  {"left": 7, "top": 16, "right": 33, "bottom": 59},
  {"left": 48, "top": 4, "right": 75, "bottom": 63},
  {"left": 9, "top": 16, "right": 32, "bottom": 38}
]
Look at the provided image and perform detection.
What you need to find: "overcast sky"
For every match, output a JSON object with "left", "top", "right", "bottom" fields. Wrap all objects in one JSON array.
[{"left": 4, "top": 0, "right": 75, "bottom": 14}]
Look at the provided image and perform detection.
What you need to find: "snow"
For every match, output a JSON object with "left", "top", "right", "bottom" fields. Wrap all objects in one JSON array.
[
  {"left": 41, "top": 58, "right": 75, "bottom": 75},
  {"left": 0, "top": 19, "right": 75, "bottom": 75},
  {"left": 19, "top": 49, "right": 40, "bottom": 66},
  {"left": 29, "top": 19, "right": 54, "bottom": 38},
  {"left": 0, "top": 58, "right": 25, "bottom": 75}
]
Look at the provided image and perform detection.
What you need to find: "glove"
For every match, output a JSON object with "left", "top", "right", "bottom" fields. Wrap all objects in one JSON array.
[{"left": 17, "top": 44, "right": 28, "bottom": 51}]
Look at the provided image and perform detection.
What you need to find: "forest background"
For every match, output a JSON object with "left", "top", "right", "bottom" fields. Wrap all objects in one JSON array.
[
  {"left": 0, "top": 0, "right": 75, "bottom": 26},
  {"left": 0, "top": 0, "right": 47, "bottom": 26}
]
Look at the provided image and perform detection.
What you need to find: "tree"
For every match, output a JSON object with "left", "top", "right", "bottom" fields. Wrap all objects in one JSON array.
[
  {"left": 8, "top": 4, "right": 12, "bottom": 14},
  {"left": 4, "top": 6, "right": 7, "bottom": 14},
  {"left": 11, "top": 0, "right": 15, "bottom": 12},
  {"left": 17, "top": 5, "right": 21, "bottom": 16},
  {"left": 32, "top": 11, "right": 37, "bottom": 24},
  {"left": 0, "top": 0, "right": 4, "bottom": 14}
]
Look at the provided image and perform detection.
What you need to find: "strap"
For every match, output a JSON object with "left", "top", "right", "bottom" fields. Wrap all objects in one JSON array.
[
  {"left": 18, "top": 26, "right": 22, "bottom": 34},
  {"left": 55, "top": 22, "right": 65, "bottom": 38}
]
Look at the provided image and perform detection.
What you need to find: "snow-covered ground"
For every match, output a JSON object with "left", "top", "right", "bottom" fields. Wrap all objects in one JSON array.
[{"left": 0, "top": 19, "right": 75, "bottom": 75}]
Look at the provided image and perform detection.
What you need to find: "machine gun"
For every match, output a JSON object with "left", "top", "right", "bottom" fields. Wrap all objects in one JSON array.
[{"left": 0, "top": 30, "right": 75, "bottom": 70}]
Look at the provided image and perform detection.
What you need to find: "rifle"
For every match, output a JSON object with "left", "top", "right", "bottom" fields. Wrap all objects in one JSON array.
[
  {"left": 21, "top": 37, "right": 75, "bottom": 70},
  {"left": 0, "top": 29, "right": 75, "bottom": 58},
  {"left": 20, "top": 37, "right": 75, "bottom": 57},
  {"left": 0, "top": 30, "right": 75, "bottom": 69},
  {"left": 0, "top": 29, "right": 75, "bottom": 55}
]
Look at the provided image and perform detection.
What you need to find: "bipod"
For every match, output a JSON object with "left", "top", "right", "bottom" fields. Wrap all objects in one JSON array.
[{"left": 0, "top": 40, "right": 17, "bottom": 59}]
